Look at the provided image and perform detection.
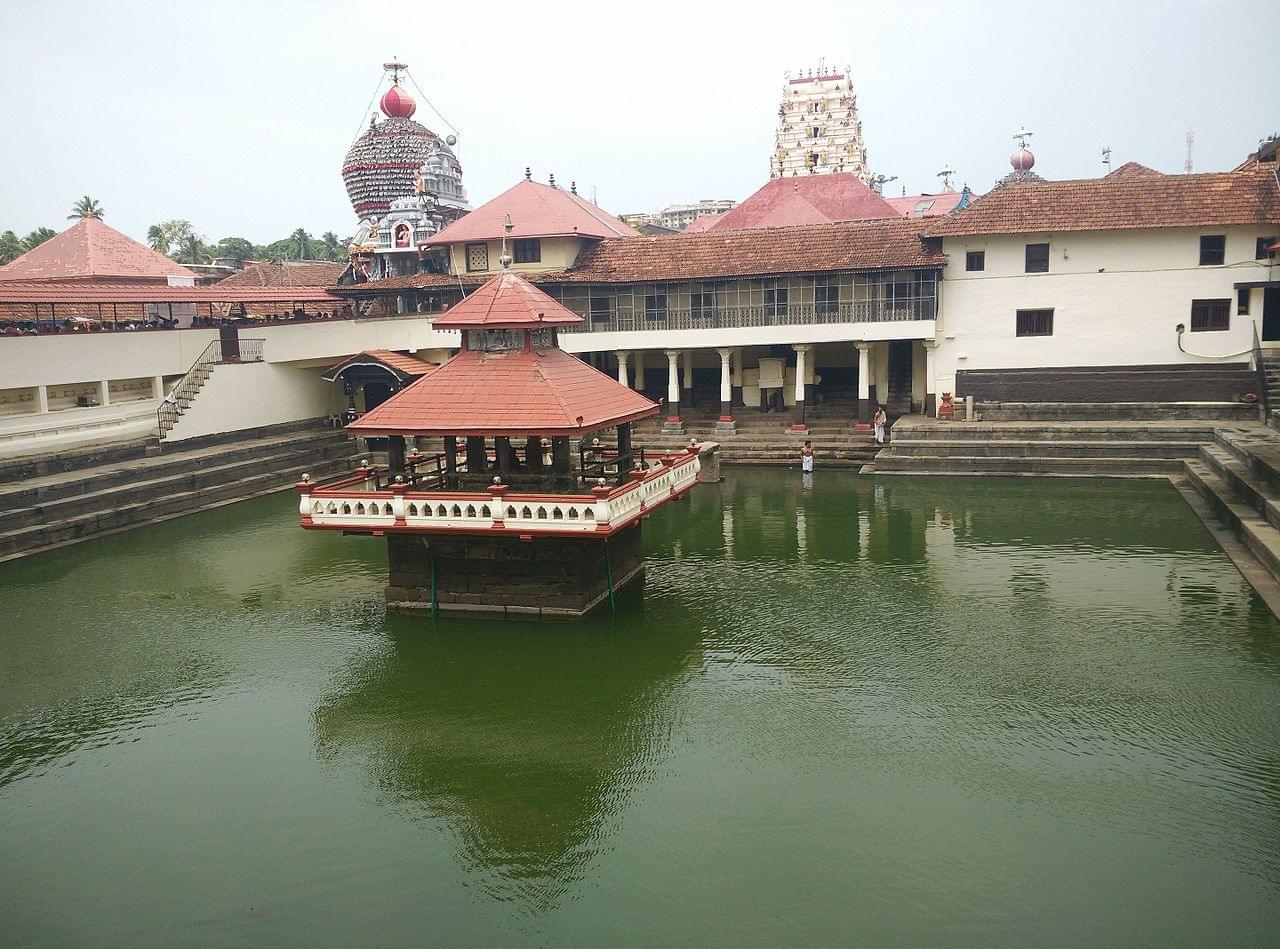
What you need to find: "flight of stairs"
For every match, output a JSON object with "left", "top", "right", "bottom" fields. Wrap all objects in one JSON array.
[
  {"left": 632, "top": 393, "right": 880, "bottom": 468},
  {"left": 1263, "top": 352, "right": 1280, "bottom": 429},
  {"left": 0, "top": 422, "right": 360, "bottom": 562},
  {"left": 871, "top": 420, "right": 1233, "bottom": 477}
]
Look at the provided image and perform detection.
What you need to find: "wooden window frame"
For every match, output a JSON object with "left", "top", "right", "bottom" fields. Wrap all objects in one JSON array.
[
  {"left": 1237, "top": 287, "right": 1251, "bottom": 316},
  {"left": 464, "top": 242, "right": 489, "bottom": 273},
  {"left": 965, "top": 250, "right": 985, "bottom": 272},
  {"left": 643, "top": 293, "right": 668, "bottom": 320},
  {"left": 1024, "top": 243, "right": 1049, "bottom": 274},
  {"left": 1015, "top": 308, "right": 1054, "bottom": 337},
  {"left": 1190, "top": 298, "right": 1230, "bottom": 332},
  {"left": 1257, "top": 237, "right": 1278, "bottom": 261},
  {"left": 513, "top": 238, "right": 541, "bottom": 264},
  {"left": 1199, "top": 235, "right": 1226, "bottom": 266}
]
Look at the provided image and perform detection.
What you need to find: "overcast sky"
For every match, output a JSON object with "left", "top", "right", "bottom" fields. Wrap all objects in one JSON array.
[{"left": 2, "top": 0, "right": 1275, "bottom": 244}]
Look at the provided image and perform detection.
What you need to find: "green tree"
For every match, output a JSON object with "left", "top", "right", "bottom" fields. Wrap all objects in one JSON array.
[
  {"left": 288, "top": 228, "right": 314, "bottom": 261},
  {"left": 172, "top": 232, "right": 209, "bottom": 265},
  {"left": 319, "top": 231, "right": 344, "bottom": 261},
  {"left": 146, "top": 224, "right": 170, "bottom": 254},
  {"left": 68, "top": 196, "right": 105, "bottom": 220},
  {"left": 258, "top": 238, "right": 294, "bottom": 261},
  {"left": 212, "top": 237, "right": 255, "bottom": 267},
  {"left": 22, "top": 227, "right": 57, "bottom": 251},
  {"left": 0, "top": 230, "right": 24, "bottom": 264}
]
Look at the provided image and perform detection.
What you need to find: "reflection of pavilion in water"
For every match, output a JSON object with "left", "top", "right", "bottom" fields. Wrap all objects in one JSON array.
[{"left": 311, "top": 616, "right": 701, "bottom": 906}]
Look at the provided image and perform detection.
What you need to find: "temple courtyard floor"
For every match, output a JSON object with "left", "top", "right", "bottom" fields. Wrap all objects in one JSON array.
[{"left": 1, "top": 471, "right": 1278, "bottom": 944}]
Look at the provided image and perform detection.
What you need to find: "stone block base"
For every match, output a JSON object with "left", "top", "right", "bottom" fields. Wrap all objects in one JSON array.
[
  {"left": 714, "top": 419, "right": 737, "bottom": 435},
  {"left": 385, "top": 523, "right": 646, "bottom": 619},
  {"left": 662, "top": 419, "right": 685, "bottom": 434}
]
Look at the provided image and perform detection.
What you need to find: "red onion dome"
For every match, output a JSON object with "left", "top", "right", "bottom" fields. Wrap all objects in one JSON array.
[
  {"left": 1011, "top": 147, "right": 1036, "bottom": 171},
  {"left": 380, "top": 84, "right": 417, "bottom": 119}
]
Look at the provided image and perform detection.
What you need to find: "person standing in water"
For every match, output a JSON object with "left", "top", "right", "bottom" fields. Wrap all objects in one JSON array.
[
  {"left": 800, "top": 440, "right": 815, "bottom": 474},
  {"left": 873, "top": 406, "right": 888, "bottom": 445}
]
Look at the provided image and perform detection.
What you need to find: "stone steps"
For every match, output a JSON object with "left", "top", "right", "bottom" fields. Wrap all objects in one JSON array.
[
  {"left": 891, "top": 422, "right": 1225, "bottom": 442},
  {"left": 885, "top": 440, "right": 1204, "bottom": 459},
  {"left": 0, "top": 427, "right": 358, "bottom": 562},
  {"left": 1183, "top": 460, "right": 1280, "bottom": 587},
  {"left": 0, "top": 437, "right": 354, "bottom": 533},
  {"left": 873, "top": 453, "right": 1180, "bottom": 476},
  {"left": 0, "top": 428, "right": 347, "bottom": 508}
]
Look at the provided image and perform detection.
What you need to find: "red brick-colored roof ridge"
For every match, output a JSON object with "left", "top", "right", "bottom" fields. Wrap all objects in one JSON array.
[
  {"left": 925, "top": 165, "right": 1280, "bottom": 237},
  {"left": 0, "top": 218, "right": 197, "bottom": 283},
  {"left": 432, "top": 270, "right": 583, "bottom": 329},
  {"left": 423, "top": 178, "right": 639, "bottom": 245},
  {"left": 1106, "top": 161, "right": 1162, "bottom": 177},
  {"left": 217, "top": 260, "right": 346, "bottom": 288},
  {"left": 703, "top": 175, "right": 898, "bottom": 233},
  {"left": 346, "top": 345, "right": 658, "bottom": 437}
]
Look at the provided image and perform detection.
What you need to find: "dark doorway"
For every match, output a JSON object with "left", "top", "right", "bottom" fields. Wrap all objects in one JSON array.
[
  {"left": 219, "top": 324, "right": 240, "bottom": 361},
  {"left": 886, "top": 340, "right": 914, "bottom": 414},
  {"left": 1263, "top": 287, "right": 1280, "bottom": 342},
  {"left": 364, "top": 381, "right": 393, "bottom": 412}
]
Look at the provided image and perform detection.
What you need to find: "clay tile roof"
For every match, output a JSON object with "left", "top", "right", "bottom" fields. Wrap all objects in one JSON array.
[
  {"left": 323, "top": 349, "right": 437, "bottom": 382},
  {"left": 925, "top": 165, "right": 1280, "bottom": 237},
  {"left": 346, "top": 345, "right": 658, "bottom": 437},
  {"left": 0, "top": 218, "right": 197, "bottom": 283},
  {"left": 884, "top": 191, "right": 970, "bottom": 218},
  {"left": 217, "top": 260, "right": 347, "bottom": 288},
  {"left": 432, "top": 270, "right": 583, "bottom": 329},
  {"left": 1106, "top": 161, "right": 1163, "bottom": 178},
  {"left": 539, "top": 217, "right": 945, "bottom": 285},
  {"left": 680, "top": 215, "right": 723, "bottom": 234},
  {"left": 423, "top": 178, "right": 639, "bottom": 245},
  {"left": 702, "top": 175, "right": 899, "bottom": 233}
]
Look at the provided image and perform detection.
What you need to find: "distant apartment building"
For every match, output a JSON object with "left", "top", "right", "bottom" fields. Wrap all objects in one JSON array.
[{"left": 623, "top": 200, "right": 737, "bottom": 233}]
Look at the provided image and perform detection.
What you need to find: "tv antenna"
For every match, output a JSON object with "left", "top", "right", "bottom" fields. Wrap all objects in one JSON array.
[
  {"left": 1184, "top": 130, "right": 1195, "bottom": 173},
  {"left": 1101, "top": 146, "right": 1111, "bottom": 172}
]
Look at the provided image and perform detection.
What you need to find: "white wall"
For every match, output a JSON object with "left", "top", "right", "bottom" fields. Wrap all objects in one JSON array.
[
  {"left": 932, "top": 226, "right": 1279, "bottom": 396},
  {"left": 164, "top": 362, "right": 345, "bottom": 443}
]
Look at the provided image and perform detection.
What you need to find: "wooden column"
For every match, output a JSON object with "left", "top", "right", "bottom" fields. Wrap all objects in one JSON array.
[
  {"left": 444, "top": 436, "right": 458, "bottom": 487},
  {"left": 524, "top": 436, "right": 543, "bottom": 472},
  {"left": 388, "top": 435, "right": 407, "bottom": 476},
  {"left": 465, "top": 436, "right": 487, "bottom": 474},
  {"left": 551, "top": 436, "right": 571, "bottom": 474},
  {"left": 495, "top": 436, "right": 514, "bottom": 475}
]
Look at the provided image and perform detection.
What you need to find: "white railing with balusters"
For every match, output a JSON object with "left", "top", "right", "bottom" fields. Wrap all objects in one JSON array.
[{"left": 298, "top": 447, "right": 702, "bottom": 537}]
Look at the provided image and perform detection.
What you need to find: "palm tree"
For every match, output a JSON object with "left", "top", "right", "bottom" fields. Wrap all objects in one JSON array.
[
  {"left": 289, "top": 228, "right": 314, "bottom": 261},
  {"left": 22, "top": 228, "right": 57, "bottom": 251},
  {"left": 319, "top": 231, "right": 343, "bottom": 261},
  {"left": 146, "top": 224, "right": 170, "bottom": 254},
  {"left": 173, "top": 232, "right": 208, "bottom": 265},
  {"left": 0, "top": 230, "right": 24, "bottom": 264},
  {"left": 68, "top": 196, "right": 104, "bottom": 220}
]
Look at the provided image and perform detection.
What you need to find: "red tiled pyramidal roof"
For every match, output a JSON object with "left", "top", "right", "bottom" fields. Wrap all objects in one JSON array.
[
  {"left": 1105, "top": 161, "right": 1162, "bottom": 178},
  {"left": 423, "top": 178, "right": 639, "bottom": 245},
  {"left": 433, "top": 270, "right": 583, "bottom": 330},
  {"left": 926, "top": 165, "right": 1280, "bottom": 237},
  {"left": 217, "top": 260, "right": 346, "bottom": 288},
  {"left": 702, "top": 175, "right": 898, "bottom": 233},
  {"left": 0, "top": 218, "right": 197, "bottom": 283},
  {"left": 346, "top": 342, "right": 658, "bottom": 438}
]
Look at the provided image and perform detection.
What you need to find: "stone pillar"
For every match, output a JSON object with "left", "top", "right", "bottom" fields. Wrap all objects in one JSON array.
[
  {"left": 495, "top": 436, "right": 514, "bottom": 475},
  {"left": 731, "top": 348, "right": 743, "bottom": 407},
  {"left": 791, "top": 344, "right": 810, "bottom": 431},
  {"left": 922, "top": 339, "right": 938, "bottom": 417},
  {"left": 681, "top": 350, "right": 693, "bottom": 405},
  {"left": 36, "top": 385, "right": 49, "bottom": 414},
  {"left": 856, "top": 342, "right": 871, "bottom": 424},
  {"left": 615, "top": 350, "right": 630, "bottom": 388},
  {"left": 99, "top": 380, "right": 111, "bottom": 407},
  {"left": 663, "top": 349, "right": 684, "bottom": 434},
  {"left": 152, "top": 375, "right": 165, "bottom": 400},
  {"left": 716, "top": 348, "right": 736, "bottom": 434},
  {"left": 524, "top": 435, "right": 543, "bottom": 472},
  {"left": 633, "top": 350, "right": 645, "bottom": 392},
  {"left": 551, "top": 436, "right": 572, "bottom": 474},
  {"left": 444, "top": 435, "right": 458, "bottom": 487}
]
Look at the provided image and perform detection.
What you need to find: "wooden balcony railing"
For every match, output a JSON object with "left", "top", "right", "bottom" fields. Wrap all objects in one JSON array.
[{"left": 559, "top": 300, "right": 936, "bottom": 334}]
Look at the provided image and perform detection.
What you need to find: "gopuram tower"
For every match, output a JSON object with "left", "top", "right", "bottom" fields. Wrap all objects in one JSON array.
[
  {"left": 771, "top": 63, "right": 871, "bottom": 183},
  {"left": 341, "top": 61, "right": 470, "bottom": 280}
]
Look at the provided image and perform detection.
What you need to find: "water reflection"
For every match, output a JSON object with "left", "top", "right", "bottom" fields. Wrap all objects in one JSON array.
[{"left": 313, "top": 609, "right": 702, "bottom": 908}]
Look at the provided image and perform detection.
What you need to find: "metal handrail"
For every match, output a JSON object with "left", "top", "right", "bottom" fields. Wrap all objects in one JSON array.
[
  {"left": 157, "top": 338, "right": 266, "bottom": 436},
  {"left": 1253, "top": 322, "right": 1269, "bottom": 422}
]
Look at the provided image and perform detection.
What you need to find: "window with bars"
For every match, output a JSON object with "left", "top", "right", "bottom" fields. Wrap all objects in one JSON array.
[
  {"left": 643, "top": 293, "right": 668, "bottom": 320},
  {"left": 691, "top": 290, "right": 718, "bottom": 318},
  {"left": 763, "top": 280, "right": 789, "bottom": 317},
  {"left": 1199, "top": 235, "right": 1225, "bottom": 266},
  {"left": 465, "top": 243, "right": 489, "bottom": 272},
  {"left": 965, "top": 250, "right": 985, "bottom": 272},
  {"left": 814, "top": 277, "right": 840, "bottom": 314},
  {"left": 513, "top": 238, "right": 541, "bottom": 264},
  {"left": 1238, "top": 287, "right": 1251, "bottom": 315},
  {"left": 1025, "top": 243, "right": 1049, "bottom": 273},
  {"left": 588, "top": 297, "right": 613, "bottom": 323},
  {"left": 1190, "top": 299, "right": 1230, "bottom": 331},
  {"left": 1015, "top": 309, "right": 1054, "bottom": 337}
]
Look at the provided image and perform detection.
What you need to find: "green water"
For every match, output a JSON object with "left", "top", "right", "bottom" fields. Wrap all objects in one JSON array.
[{"left": 2, "top": 472, "right": 1279, "bottom": 945}]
